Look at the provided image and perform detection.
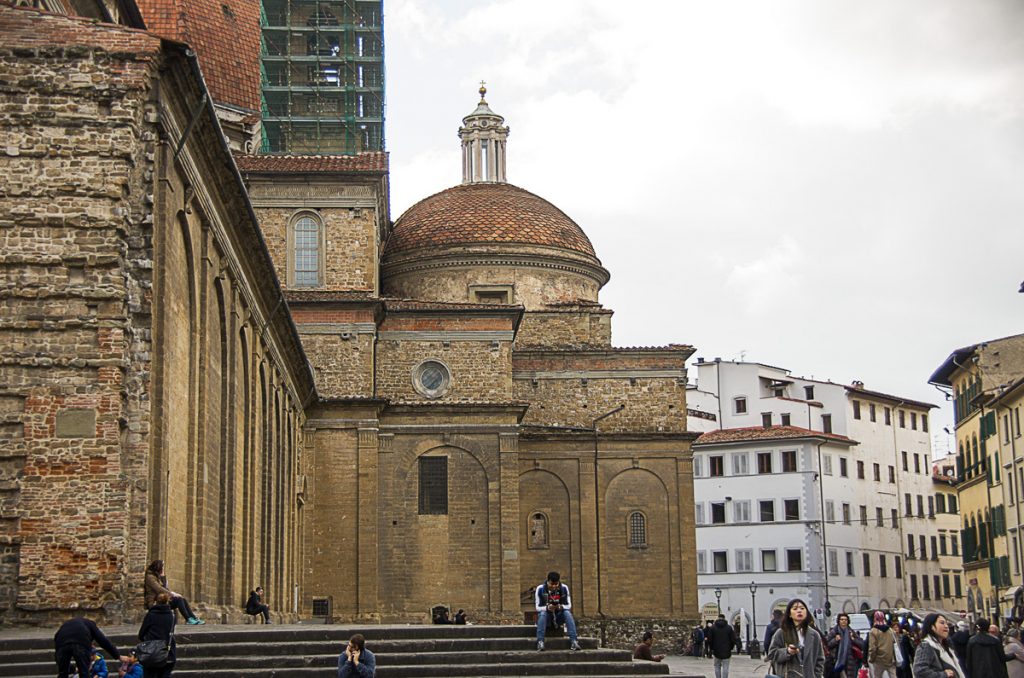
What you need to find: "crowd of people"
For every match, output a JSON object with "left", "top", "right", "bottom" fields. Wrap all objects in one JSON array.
[
  {"left": 685, "top": 603, "right": 1024, "bottom": 678},
  {"left": 49, "top": 562, "right": 1024, "bottom": 678}
]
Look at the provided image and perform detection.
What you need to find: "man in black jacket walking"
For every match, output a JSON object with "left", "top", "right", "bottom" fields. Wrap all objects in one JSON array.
[
  {"left": 707, "top": 614, "right": 737, "bottom": 678},
  {"left": 54, "top": 617, "right": 127, "bottom": 678},
  {"left": 966, "top": 618, "right": 1009, "bottom": 678}
]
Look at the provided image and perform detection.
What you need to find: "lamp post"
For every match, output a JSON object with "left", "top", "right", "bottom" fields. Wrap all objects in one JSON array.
[
  {"left": 749, "top": 581, "right": 761, "bottom": 659},
  {"left": 714, "top": 587, "right": 722, "bottom": 616}
]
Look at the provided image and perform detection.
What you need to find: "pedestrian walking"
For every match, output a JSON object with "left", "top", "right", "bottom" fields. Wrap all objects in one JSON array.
[
  {"left": 766, "top": 598, "right": 825, "bottom": 678},
  {"left": 912, "top": 613, "right": 965, "bottom": 678},
  {"left": 965, "top": 618, "right": 1008, "bottom": 678},
  {"left": 826, "top": 613, "right": 865, "bottom": 678},
  {"left": 707, "top": 614, "right": 736, "bottom": 678},
  {"left": 867, "top": 611, "right": 898, "bottom": 678}
]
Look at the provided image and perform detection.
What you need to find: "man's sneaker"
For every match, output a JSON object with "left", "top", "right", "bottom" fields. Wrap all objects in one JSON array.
[
  {"left": 186, "top": 617, "right": 205, "bottom": 625},
  {"left": 570, "top": 641, "right": 582, "bottom": 651},
  {"left": 536, "top": 640, "right": 544, "bottom": 651}
]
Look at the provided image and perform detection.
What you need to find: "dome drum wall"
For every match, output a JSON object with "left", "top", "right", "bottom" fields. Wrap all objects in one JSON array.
[
  {"left": 382, "top": 244, "right": 607, "bottom": 310},
  {"left": 384, "top": 183, "right": 609, "bottom": 310}
]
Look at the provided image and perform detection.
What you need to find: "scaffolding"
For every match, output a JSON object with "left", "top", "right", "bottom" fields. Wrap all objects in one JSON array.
[{"left": 260, "top": 0, "right": 385, "bottom": 155}]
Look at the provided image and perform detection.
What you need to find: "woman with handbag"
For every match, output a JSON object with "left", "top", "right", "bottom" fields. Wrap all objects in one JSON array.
[
  {"left": 767, "top": 598, "right": 825, "bottom": 678},
  {"left": 827, "top": 613, "right": 864, "bottom": 678},
  {"left": 911, "top": 613, "right": 965, "bottom": 678},
  {"left": 137, "top": 592, "right": 176, "bottom": 678}
]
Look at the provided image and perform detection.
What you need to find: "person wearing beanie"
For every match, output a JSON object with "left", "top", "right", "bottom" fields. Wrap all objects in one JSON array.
[
  {"left": 534, "top": 571, "right": 581, "bottom": 652},
  {"left": 965, "top": 618, "right": 1009, "bottom": 678},
  {"left": 867, "top": 611, "right": 898, "bottom": 678}
]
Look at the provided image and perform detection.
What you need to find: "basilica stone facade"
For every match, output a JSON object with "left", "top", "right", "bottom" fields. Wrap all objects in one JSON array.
[
  {"left": 241, "top": 88, "right": 699, "bottom": 625},
  {"left": 0, "top": 3, "right": 698, "bottom": 631}
]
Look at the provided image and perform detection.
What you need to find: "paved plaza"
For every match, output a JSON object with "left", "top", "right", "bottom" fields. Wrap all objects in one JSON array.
[{"left": 664, "top": 653, "right": 774, "bottom": 677}]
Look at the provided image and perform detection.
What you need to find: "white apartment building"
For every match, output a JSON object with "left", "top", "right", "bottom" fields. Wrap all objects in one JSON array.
[{"left": 690, "top": 359, "right": 953, "bottom": 644}]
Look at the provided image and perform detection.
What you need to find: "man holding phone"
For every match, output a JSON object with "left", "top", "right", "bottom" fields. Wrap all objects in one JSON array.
[
  {"left": 534, "top": 571, "right": 582, "bottom": 652},
  {"left": 338, "top": 633, "right": 375, "bottom": 678}
]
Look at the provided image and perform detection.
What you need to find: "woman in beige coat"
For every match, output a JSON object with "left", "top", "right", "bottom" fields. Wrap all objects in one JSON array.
[{"left": 144, "top": 560, "right": 205, "bottom": 625}]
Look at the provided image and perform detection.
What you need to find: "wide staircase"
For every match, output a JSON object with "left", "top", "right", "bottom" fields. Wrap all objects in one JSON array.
[{"left": 0, "top": 624, "right": 672, "bottom": 677}]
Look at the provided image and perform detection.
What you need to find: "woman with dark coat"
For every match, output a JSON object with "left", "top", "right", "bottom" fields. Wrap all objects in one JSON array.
[
  {"left": 767, "top": 598, "right": 825, "bottom": 678},
  {"left": 138, "top": 592, "right": 176, "bottom": 678},
  {"left": 913, "top": 613, "right": 965, "bottom": 678},
  {"left": 826, "top": 613, "right": 864, "bottom": 678},
  {"left": 895, "top": 621, "right": 916, "bottom": 678}
]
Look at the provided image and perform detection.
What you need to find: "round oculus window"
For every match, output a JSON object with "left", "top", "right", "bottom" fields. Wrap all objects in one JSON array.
[{"left": 412, "top": 360, "right": 451, "bottom": 399}]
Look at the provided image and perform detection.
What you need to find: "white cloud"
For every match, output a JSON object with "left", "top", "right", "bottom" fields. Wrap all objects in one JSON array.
[{"left": 385, "top": 0, "right": 1024, "bottom": 422}]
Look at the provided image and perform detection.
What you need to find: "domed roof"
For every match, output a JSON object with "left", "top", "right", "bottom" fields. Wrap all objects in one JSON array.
[{"left": 386, "top": 183, "right": 597, "bottom": 258}]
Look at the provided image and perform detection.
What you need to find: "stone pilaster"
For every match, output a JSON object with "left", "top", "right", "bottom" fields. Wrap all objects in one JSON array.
[
  {"left": 498, "top": 432, "right": 521, "bottom": 613},
  {"left": 356, "top": 428, "right": 379, "bottom": 618}
]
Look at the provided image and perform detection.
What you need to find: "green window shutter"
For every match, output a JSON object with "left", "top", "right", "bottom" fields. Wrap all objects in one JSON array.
[{"left": 1001, "top": 556, "right": 1012, "bottom": 586}]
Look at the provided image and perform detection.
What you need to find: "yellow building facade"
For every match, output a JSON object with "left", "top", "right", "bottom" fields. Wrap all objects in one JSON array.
[
  {"left": 989, "top": 377, "right": 1024, "bottom": 614},
  {"left": 931, "top": 333, "right": 1024, "bottom": 623}
]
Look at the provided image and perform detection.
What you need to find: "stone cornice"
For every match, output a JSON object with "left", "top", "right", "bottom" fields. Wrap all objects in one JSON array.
[{"left": 382, "top": 250, "right": 611, "bottom": 288}]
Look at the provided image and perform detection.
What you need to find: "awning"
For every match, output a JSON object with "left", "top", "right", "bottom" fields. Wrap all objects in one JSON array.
[{"left": 999, "top": 585, "right": 1022, "bottom": 603}]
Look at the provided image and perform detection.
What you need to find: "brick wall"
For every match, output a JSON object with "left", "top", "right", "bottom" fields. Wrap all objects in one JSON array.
[
  {"left": 300, "top": 332, "right": 374, "bottom": 398},
  {"left": 0, "top": 6, "right": 164, "bottom": 621},
  {"left": 576, "top": 617, "right": 700, "bottom": 654},
  {"left": 254, "top": 206, "right": 378, "bottom": 292},
  {"left": 376, "top": 340, "right": 513, "bottom": 402},
  {"left": 515, "top": 310, "right": 613, "bottom": 347},
  {"left": 514, "top": 377, "right": 686, "bottom": 433},
  {"left": 376, "top": 433, "right": 499, "bottom": 620}
]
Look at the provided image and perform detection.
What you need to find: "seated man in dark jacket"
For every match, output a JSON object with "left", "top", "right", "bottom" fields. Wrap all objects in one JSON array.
[
  {"left": 54, "top": 617, "right": 127, "bottom": 678},
  {"left": 245, "top": 586, "right": 271, "bottom": 624},
  {"left": 338, "top": 633, "right": 375, "bottom": 678}
]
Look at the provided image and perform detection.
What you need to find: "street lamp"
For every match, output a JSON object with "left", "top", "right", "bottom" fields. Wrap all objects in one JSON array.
[
  {"left": 714, "top": 587, "right": 722, "bottom": 616},
  {"left": 749, "top": 581, "right": 761, "bottom": 659}
]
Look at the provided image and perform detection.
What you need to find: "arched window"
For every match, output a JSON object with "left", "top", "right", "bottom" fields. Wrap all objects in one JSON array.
[
  {"left": 528, "top": 512, "right": 548, "bottom": 549},
  {"left": 291, "top": 214, "right": 322, "bottom": 287},
  {"left": 629, "top": 511, "right": 647, "bottom": 547}
]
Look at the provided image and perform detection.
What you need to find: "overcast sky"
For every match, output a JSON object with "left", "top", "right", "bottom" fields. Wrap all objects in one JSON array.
[{"left": 383, "top": 0, "right": 1024, "bottom": 454}]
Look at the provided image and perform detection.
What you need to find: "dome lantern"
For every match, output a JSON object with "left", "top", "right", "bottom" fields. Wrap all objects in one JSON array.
[{"left": 459, "top": 82, "right": 509, "bottom": 184}]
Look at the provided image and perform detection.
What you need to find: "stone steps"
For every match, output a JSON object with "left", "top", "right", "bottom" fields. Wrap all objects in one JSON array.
[{"left": 0, "top": 623, "right": 670, "bottom": 677}]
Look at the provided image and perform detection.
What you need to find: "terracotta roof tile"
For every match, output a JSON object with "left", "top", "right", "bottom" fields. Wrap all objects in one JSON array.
[
  {"left": 136, "top": 0, "right": 261, "bottom": 111},
  {"left": 0, "top": 3, "right": 162, "bottom": 54},
  {"left": 235, "top": 152, "right": 389, "bottom": 174},
  {"left": 386, "top": 183, "right": 597, "bottom": 258},
  {"left": 695, "top": 426, "right": 856, "bottom": 446}
]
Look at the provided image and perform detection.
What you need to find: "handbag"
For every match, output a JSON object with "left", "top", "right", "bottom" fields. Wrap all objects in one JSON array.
[
  {"left": 851, "top": 642, "right": 864, "bottom": 659},
  {"left": 134, "top": 636, "right": 171, "bottom": 668}
]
